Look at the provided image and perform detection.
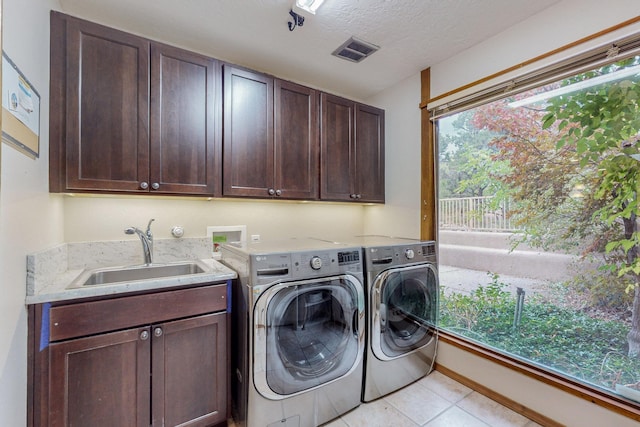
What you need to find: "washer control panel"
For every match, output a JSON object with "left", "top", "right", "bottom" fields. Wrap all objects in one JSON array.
[
  {"left": 405, "top": 249, "right": 415, "bottom": 260},
  {"left": 289, "top": 249, "right": 362, "bottom": 279},
  {"left": 338, "top": 250, "right": 360, "bottom": 265},
  {"left": 310, "top": 256, "right": 323, "bottom": 270},
  {"left": 225, "top": 239, "right": 364, "bottom": 285}
]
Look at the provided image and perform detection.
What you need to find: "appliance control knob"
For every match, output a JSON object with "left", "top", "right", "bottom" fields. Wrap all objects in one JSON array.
[
  {"left": 405, "top": 249, "right": 415, "bottom": 260},
  {"left": 310, "top": 256, "right": 322, "bottom": 270}
]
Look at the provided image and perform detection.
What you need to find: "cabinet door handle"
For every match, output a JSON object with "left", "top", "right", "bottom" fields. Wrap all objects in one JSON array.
[
  {"left": 140, "top": 181, "right": 149, "bottom": 190},
  {"left": 151, "top": 182, "right": 160, "bottom": 190},
  {"left": 268, "top": 188, "right": 275, "bottom": 196},
  {"left": 154, "top": 327, "right": 163, "bottom": 337},
  {"left": 275, "top": 189, "right": 282, "bottom": 196},
  {"left": 140, "top": 330, "right": 150, "bottom": 341}
]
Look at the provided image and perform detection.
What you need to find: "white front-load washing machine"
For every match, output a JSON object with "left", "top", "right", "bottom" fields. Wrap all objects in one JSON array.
[
  {"left": 320, "top": 236, "right": 438, "bottom": 402},
  {"left": 221, "top": 238, "right": 365, "bottom": 427}
]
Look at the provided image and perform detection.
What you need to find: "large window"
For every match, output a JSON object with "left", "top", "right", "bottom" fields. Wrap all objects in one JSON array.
[{"left": 436, "top": 52, "right": 640, "bottom": 407}]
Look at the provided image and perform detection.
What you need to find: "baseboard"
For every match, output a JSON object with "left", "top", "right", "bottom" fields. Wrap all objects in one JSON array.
[{"left": 434, "top": 363, "right": 564, "bottom": 427}]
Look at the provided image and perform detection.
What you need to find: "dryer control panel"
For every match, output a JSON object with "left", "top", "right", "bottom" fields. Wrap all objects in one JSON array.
[{"left": 366, "top": 241, "right": 436, "bottom": 271}]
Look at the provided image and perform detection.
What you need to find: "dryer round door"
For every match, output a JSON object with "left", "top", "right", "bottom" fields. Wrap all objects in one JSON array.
[
  {"left": 253, "top": 275, "right": 364, "bottom": 399},
  {"left": 371, "top": 264, "right": 438, "bottom": 361}
]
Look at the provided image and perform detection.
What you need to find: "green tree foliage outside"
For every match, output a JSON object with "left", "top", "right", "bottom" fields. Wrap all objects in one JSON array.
[
  {"left": 439, "top": 56, "right": 640, "bottom": 394},
  {"left": 439, "top": 111, "right": 510, "bottom": 199},
  {"left": 542, "top": 58, "right": 640, "bottom": 357}
]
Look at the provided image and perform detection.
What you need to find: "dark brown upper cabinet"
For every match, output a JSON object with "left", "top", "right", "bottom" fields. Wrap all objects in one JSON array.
[
  {"left": 223, "top": 65, "right": 319, "bottom": 200},
  {"left": 49, "top": 12, "right": 383, "bottom": 202},
  {"left": 320, "top": 93, "right": 385, "bottom": 203},
  {"left": 150, "top": 44, "right": 219, "bottom": 195},
  {"left": 274, "top": 79, "right": 319, "bottom": 199},
  {"left": 49, "top": 12, "right": 221, "bottom": 196}
]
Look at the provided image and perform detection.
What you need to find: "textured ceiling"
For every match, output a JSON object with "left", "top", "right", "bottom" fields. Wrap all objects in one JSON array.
[{"left": 58, "top": 0, "right": 560, "bottom": 100}]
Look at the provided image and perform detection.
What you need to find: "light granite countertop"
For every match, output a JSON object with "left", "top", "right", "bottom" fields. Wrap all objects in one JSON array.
[{"left": 26, "top": 237, "right": 237, "bottom": 304}]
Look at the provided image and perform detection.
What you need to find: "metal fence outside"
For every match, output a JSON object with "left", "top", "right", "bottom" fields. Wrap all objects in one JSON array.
[{"left": 439, "top": 196, "right": 520, "bottom": 232}]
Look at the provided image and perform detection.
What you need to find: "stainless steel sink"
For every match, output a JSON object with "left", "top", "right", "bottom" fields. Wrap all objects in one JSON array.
[{"left": 68, "top": 261, "right": 209, "bottom": 288}]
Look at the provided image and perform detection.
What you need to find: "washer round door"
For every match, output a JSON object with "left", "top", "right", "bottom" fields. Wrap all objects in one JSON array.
[
  {"left": 371, "top": 264, "right": 438, "bottom": 361},
  {"left": 253, "top": 275, "right": 364, "bottom": 399}
]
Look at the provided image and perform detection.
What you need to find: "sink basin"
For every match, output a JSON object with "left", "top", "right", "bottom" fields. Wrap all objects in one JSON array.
[{"left": 68, "top": 261, "right": 209, "bottom": 288}]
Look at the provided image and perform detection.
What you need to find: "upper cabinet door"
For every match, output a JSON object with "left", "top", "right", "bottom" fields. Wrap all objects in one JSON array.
[
  {"left": 320, "top": 94, "right": 385, "bottom": 203},
  {"left": 355, "top": 104, "right": 385, "bottom": 203},
  {"left": 274, "top": 80, "right": 319, "bottom": 200},
  {"left": 150, "top": 44, "right": 220, "bottom": 195},
  {"left": 320, "top": 93, "right": 355, "bottom": 201},
  {"left": 64, "top": 17, "right": 150, "bottom": 192},
  {"left": 223, "top": 66, "right": 274, "bottom": 198}
]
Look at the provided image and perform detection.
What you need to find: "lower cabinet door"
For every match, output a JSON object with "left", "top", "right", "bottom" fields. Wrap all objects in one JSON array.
[
  {"left": 152, "top": 312, "right": 228, "bottom": 427},
  {"left": 48, "top": 327, "right": 151, "bottom": 427}
]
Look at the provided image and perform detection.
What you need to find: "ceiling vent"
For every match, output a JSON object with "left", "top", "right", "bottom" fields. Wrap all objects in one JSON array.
[{"left": 332, "top": 36, "right": 380, "bottom": 63}]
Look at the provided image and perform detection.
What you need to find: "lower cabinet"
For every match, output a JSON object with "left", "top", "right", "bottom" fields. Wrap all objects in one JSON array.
[
  {"left": 152, "top": 313, "right": 227, "bottom": 427},
  {"left": 48, "top": 327, "right": 150, "bottom": 426},
  {"left": 29, "top": 283, "right": 229, "bottom": 427}
]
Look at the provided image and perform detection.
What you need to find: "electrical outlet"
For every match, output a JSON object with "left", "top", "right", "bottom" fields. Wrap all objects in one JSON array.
[{"left": 251, "top": 234, "right": 261, "bottom": 242}]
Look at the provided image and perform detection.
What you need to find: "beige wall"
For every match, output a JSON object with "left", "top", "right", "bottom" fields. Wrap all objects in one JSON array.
[
  {"left": 430, "top": 0, "right": 640, "bottom": 99},
  {"left": 427, "top": 0, "right": 640, "bottom": 425},
  {"left": 63, "top": 196, "right": 365, "bottom": 243},
  {"left": 363, "top": 73, "right": 422, "bottom": 239},
  {"left": 0, "top": 0, "right": 63, "bottom": 424}
]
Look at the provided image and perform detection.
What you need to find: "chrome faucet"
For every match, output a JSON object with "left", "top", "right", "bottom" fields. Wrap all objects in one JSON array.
[{"left": 125, "top": 218, "right": 155, "bottom": 265}]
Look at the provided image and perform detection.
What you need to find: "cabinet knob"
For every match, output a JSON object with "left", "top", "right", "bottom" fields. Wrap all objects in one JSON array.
[
  {"left": 140, "top": 330, "right": 149, "bottom": 341},
  {"left": 151, "top": 182, "right": 160, "bottom": 190},
  {"left": 356, "top": 194, "right": 362, "bottom": 199},
  {"left": 268, "top": 188, "right": 275, "bottom": 196},
  {"left": 154, "top": 327, "right": 163, "bottom": 337},
  {"left": 275, "top": 189, "right": 282, "bottom": 196},
  {"left": 140, "top": 181, "right": 149, "bottom": 190},
  {"left": 350, "top": 194, "right": 356, "bottom": 199}
]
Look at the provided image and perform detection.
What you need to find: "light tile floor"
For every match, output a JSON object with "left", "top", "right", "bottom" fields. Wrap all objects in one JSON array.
[
  {"left": 228, "top": 371, "right": 543, "bottom": 427},
  {"left": 321, "top": 371, "right": 542, "bottom": 427}
]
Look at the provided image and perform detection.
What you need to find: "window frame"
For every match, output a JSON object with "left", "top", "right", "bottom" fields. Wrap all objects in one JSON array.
[{"left": 421, "top": 17, "right": 640, "bottom": 422}]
